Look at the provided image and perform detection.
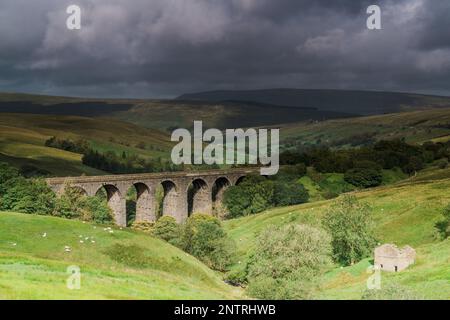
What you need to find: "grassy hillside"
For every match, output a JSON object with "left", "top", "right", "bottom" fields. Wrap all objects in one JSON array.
[
  {"left": 0, "top": 211, "right": 242, "bottom": 299},
  {"left": 281, "top": 107, "right": 450, "bottom": 148},
  {"left": 178, "top": 89, "right": 450, "bottom": 115},
  {"left": 0, "top": 113, "right": 173, "bottom": 176},
  {"left": 224, "top": 168, "right": 450, "bottom": 299}
]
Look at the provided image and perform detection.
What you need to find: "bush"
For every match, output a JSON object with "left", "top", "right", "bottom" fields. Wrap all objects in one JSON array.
[
  {"left": 131, "top": 221, "right": 154, "bottom": 233},
  {"left": 0, "top": 162, "right": 19, "bottom": 194},
  {"left": 180, "top": 214, "right": 236, "bottom": 271},
  {"left": 274, "top": 181, "right": 309, "bottom": 206},
  {"left": 223, "top": 175, "right": 274, "bottom": 218},
  {"left": 152, "top": 216, "right": 181, "bottom": 245},
  {"left": 344, "top": 165, "right": 383, "bottom": 188},
  {"left": 0, "top": 177, "right": 56, "bottom": 215},
  {"left": 224, "top": 264, "right": 248, "bottom": 287},
  {"left": 247, "top": 224, "right": 332, "bottom": 300},
  {"left": 54, "top": 185, "right": 112, "bottom": 223},
  {"left": 54, "top": 185, "right": 85, "bottom": 219},
  {"left": 403, "top": 156, "right": 424, "bottom": 175},
  {"left": 81, "top": 196, "right": 112, "bottom": 224},
  {"left": 222, "top": 186, "right": 251, "bottom": 217},
  {"left": 437, "top": 158, "right": 449, "bottom": 169},
  {"left": 362, "top": 283, "right": 422, "bottom": 300},
  {"left": 322, "top": 195, "right": 377, "bottom": 265},
  {"left": 435, "top": 203, "right": 450, "bottom": 240}
]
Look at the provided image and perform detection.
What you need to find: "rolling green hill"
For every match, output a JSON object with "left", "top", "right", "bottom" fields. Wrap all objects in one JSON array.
[
  {"left": 0, "top": 113, "right": 173, "bottom": 176},
  {"left": 3, "top": 101, "right": 450, "bottom": 177},
  {"left": 224, "top": 167, "right": 450, "bottom": 299},
  {"left": 281, "top": 107, "right": 450, "bottom": 148},
  {"left": 0, "top": 211, "right": 242, "bottom": 299}
]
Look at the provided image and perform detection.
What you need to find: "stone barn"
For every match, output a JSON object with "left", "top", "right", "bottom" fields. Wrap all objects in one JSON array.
[{"left": 374, "top": 244, "right": 416, "bottom": 272}]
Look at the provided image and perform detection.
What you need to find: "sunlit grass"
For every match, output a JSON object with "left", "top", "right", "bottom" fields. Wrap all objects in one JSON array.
[
  {"left": 0, "top": 212, "right": 243, "bottom": 300},
  {"left": 224, "top": 173, "right": 450, "bottom": 299}
]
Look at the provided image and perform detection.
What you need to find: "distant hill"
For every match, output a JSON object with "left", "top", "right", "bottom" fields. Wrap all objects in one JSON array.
[
  {"left": 0, "top": 92, "right": 355, "bottom": 130},
  {"left": 280, "top": 107, "right": 450, "bottom": 149},
  {"left": 177, "top": 89, "right": 450, "bottom": 115}
]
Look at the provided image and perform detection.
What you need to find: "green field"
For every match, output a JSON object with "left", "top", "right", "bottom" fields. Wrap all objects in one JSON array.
[
  {"left": 224, "top": 170, "right": 450, "bottom": 299},
  {"left": 0, "top": 212, "right": 242, "bottom": 299}
]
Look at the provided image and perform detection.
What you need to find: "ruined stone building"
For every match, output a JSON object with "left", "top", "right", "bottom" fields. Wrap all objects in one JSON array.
[{"left": 374, "top": 244, "right": 416, "bottom": 272}]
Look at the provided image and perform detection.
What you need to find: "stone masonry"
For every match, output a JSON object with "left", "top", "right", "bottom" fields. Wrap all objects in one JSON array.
[
  {"left": 374, "top": 244, "right": 416, "bottom": 272},
  {"left": 46, "top": 167, "right": 259, "bottom": 226}
]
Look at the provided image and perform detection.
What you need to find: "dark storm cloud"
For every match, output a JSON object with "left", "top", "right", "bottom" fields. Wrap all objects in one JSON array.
[{"left": 0, "top": 0, "right": 449, "bottom": 97}]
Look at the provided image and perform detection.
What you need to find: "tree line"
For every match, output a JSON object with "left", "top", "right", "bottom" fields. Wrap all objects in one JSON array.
[
  {"left": 0, "top": 162, "right": 112, "bottom": 223},
  {"left": 280, "top": 139, "right": 449, "bottom": 175}
]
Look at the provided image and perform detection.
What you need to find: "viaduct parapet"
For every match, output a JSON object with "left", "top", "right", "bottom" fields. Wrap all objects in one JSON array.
[{"left": 46, "top": 167, "right": 259, "bottom": 227}]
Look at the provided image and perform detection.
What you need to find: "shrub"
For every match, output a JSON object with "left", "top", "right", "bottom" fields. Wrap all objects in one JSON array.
[
  {"left": 437, "top": 158, "right": 449, "bottom": 169},
  {"left": 81, "top": 196, "right": 112, "bottom": 224},
  {"left": 222, "top": 186, "right": 251, "bottom": 217},
  {"left": 344, "top": 167, "right": 383, "bottom": 188},
  {"left": 403, "top": 156, "right": 424, "bottom": 175},
  {"left": 180, "top": 214, "right": 235, "bottom": 271},
  {"left": 322, "top": 195, "right": 377, "bottom": 265},
  {"left": 0, "top": 162, "right": 19, "bottom": 194},
  {"left": 274, "top": 181, "right": 309, "bottom": 206},
  {"left": 223, "top": 175, "right": 274, "bottom": 218},
  {"left": 224, "top": 264, "right": 248, "bottom": 287},
  {"left": 435, "top": 203, "right": 450, "bottom": 240},
  {"left": 54, "top": 185, "right": 85, "bottom": 219},
  {"left": 152, "top": 216, "right": 181, "bottom": 245},
  {"left": 131, "top": 221, "right": 154, "bottom": 233},
  {"left": 362, "top": 283, "right": 422, "bottom": 300},
  {"left": 0, "top": 177, "right": 56, "bottom": 215},
  {"left": 54, "top": 185, "right": 112, "bottom": 223},
  {"left": 247, "top": 224, "right": 332, "bottom": 300}
]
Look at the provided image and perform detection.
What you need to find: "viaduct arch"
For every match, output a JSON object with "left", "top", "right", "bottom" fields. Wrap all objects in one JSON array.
[{"left": 46, "top": 168, "right": 259, "bottom": 227}]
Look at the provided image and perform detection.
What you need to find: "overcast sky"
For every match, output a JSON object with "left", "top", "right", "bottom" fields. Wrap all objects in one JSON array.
[{"left": 1, "top": 0, "right": 450, "bottom": 98}]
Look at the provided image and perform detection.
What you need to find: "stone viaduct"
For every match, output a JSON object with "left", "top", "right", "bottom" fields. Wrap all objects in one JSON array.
[{"left": 46, "top": 167, "right": 259, "bottom": 227}]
